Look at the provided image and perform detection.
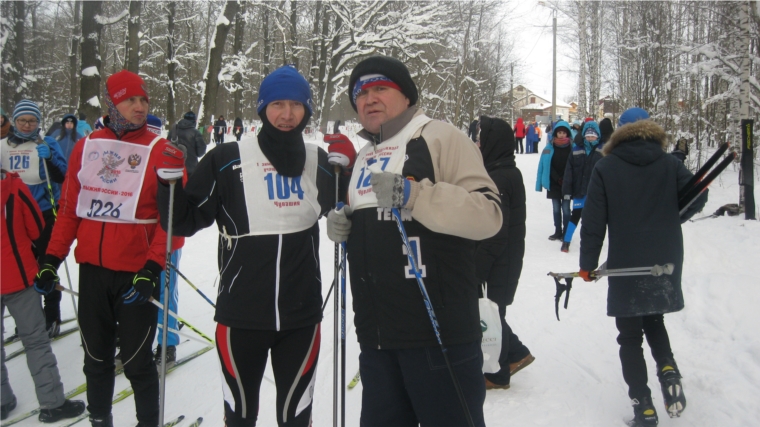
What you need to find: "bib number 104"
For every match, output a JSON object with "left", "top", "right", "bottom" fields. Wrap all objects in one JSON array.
[
  {"left": 86, "top": 199, "right": 122, "bottom": 218},
  {"left": 264, "top": 173, "right": 304, "bottom": 200}
]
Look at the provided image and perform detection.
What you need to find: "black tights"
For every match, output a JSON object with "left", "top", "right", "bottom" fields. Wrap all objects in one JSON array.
[{"left": 615, "top": 314, "right": 675, "bottom": 399}]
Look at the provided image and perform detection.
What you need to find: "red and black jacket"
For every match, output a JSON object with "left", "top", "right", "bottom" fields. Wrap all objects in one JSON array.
[{"left": 2, "top": 172, "right": 44, "bottom": 294}]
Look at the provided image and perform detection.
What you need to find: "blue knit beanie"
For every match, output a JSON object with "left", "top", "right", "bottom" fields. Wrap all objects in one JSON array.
[
  {"left": 618, "top": 107, "right": 649, "bottom": 126},
  {"left": 13, "top": 99, "right": 42, "bottom": 123},
  {"left": 256, "top": 65, "right": 312, "bottom": 115}
]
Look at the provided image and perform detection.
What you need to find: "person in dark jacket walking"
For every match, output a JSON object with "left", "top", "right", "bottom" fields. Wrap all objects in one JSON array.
[
  {"left": 475, "top": 116, "right": 534, "bottom": 391},
  {"left": 232, "top": 117, "right": 244, "bottom": 142},
  {"left": 168, "top": 112, "right": 207, "bottom": 176},
  {"left": 560, "top": 120, "right": 603, "bottom": 253},
  {"left": 158, "top": 65, "right": 352, "bottom": 427},
  {"left": 578, "top": 108, "right": 706, "bottom": 427},
  {"left": 536, "top": 120, "right": 572, "bottom": 240},
  {"left": 213, "top": 115, "right": 227, "bottom": 145}
]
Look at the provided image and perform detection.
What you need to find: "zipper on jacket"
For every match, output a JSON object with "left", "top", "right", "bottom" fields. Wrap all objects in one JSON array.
[{"left": 98, "top": 222, "right": 106, "bottom": 266}]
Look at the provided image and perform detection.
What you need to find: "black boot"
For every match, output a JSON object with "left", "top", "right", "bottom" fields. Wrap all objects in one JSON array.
[
  {"left": 629, "top": 396, "right": 658, "bottom": 426},
  {"left": 89, "top": 413, "right": 114, "bottom": 427},
  {"left": 560, "top": 242, "right": 570, "bottom": 253},
  {"left": 658, "top": 360, "right": 686, "bottom": 418},
  {"left": 38, "top": 399, "right": 85, "bottom": 423},
  {"left": 154, "top": 345, "right": 177, "bottom": 372},
  {"left": 1, "top": 395, "right": 17, "bottom": 420},
  {"left": 548, "top": 228, "right": 563, "bottom": 240}
]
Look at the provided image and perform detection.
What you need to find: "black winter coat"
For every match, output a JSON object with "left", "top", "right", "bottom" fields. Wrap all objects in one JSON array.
[
  {"left": 579, "top": 120, "right": 708, "bottom": 317},
  {"left": 233, "top": 118, "right": 243, "bottom": 137},
  {"left": 548, "top": 143, "right": 571, "bottom": 199},
  {"left": 562, "top": 121, "right": 604, "bottom": 199},
  {"left": 168, "top": 118, "right": 207, "bottom": 176},
  {"left": 213, "top": 119, "right": 227, "bottom": 137},
  {"left": 476, "top": 117, "right": 526, "bottom": 306}
]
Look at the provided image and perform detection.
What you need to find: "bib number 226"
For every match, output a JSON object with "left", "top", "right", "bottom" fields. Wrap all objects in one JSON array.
[{"left": 86, "top": 199, "right": 122, "bottom": 218}]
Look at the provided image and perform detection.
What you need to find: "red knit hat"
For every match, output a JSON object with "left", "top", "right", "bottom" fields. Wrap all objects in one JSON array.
[
  {"left": 584, "top": 117, "right": 594, "bottom": 122},
  {"left": 106, "top": 70, "right": 149, "bottom": 105}
]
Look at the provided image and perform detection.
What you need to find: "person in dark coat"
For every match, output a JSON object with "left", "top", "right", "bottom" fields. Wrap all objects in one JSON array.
[
  {"left": 213, "top": 115, "right": 227, "bottom": 145},
  {"left": 468, "top": 119, "right": 479, "bottom": 142},
  {"left": 560, "top": 120, "right": 603, "bottom": 253},
  {"left": 599, "top": 117, "right": 614, "bottom": 145},
  {"left": 476, "top": 116, "right": 533, "bottom": 390},
  {"left": 52, "top": 114, "right": 83, "bottom": 161},
  {"left": 536, "top": 120, "right": 572, "bottom": 240},
  {"left": 578, "top": 107, "right": 706, "bottom": 426},
  {"left": 232, "top": 117, "right": 244, "bottom": 142},
  {"left": 167, "top": 111, "right": 207, "bottom": 176}
]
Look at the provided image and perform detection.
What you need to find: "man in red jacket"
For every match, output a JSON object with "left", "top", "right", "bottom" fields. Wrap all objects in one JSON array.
[
  {"left": 1, "top": 171, "right": 86, "bottom": 423},
  {"left": 35, "top": 70, "right": 185, "bottom": 427}
]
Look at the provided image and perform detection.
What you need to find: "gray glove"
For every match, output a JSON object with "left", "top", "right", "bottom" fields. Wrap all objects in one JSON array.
[
  {"left": 370, "top": 172, "right": 410, "bottom": 208},
  {"left": 327, "top": 205, "right": 353, "bottom": 243}
]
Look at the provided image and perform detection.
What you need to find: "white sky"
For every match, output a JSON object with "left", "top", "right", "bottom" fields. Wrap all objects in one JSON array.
[{"left": 508, "top": 0, "right": 577, "bottom": 103}]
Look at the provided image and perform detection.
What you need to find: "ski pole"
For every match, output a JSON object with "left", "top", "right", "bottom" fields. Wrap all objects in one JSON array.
[
  {"left": 390, "top": 208, "right": 475, "bottom": 427},
  {"left": 547, "top": 263, "right": 675, "bottom": 280},
  {"left": 37, "top": 138, "right": 79, "bottom": 325},
  {"left": 332, "top": 165, "right": 340, "bottom": 427},
  {"left": 340, "top": 241, "right": 347, "bottom": 427},
  {"left": 159, "top": 180, "right": 177, "bottom": 427},
  {"left": 57, "top": 286, "right": 215, "bottom": 345},
  {"left": 167, "top": 262, "right": 216, "bottom": 308}
]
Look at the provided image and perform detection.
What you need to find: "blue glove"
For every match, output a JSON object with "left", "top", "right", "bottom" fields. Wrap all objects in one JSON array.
[
  {"left": 122, "top": 261, "right": 161, "bottom": 305},
  {"left": 370, "top": 172, "right": 412, "bottom": 208},
  {"left": 36, "top": 143, "right": 51, "bottom": 159},
  {"left": 34, "top": 264, "right": 60, "bottom": 295}
]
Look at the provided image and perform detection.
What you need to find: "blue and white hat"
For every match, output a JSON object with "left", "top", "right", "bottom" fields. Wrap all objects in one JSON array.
[
  {"left": 147, "top": 114, "right": 163, "bottom": 135},
  {"left": 13, "top": 99, "right": 42, "bottom": 123}
]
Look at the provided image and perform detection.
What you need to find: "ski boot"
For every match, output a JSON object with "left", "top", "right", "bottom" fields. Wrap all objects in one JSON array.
[
  {"left": 89, "top": 413, "right": 113, "bottom": 427},
  {"left": 154, "top": 345, "right": 177, "bottom": 372},
  {"left": 658, "top": 361, "right": 686, "bottom": 417},
  {"left": 560, "top": 242, "right": 570, "bottom": 253},
  {"left": 38, "top": 399, "right": 86, "bottom": 423},
  {"left": 627, "top": 396, "right": 658, "bottom": 426},
  {"left": 46, "top": 320, "right": 61, "bottom": 339}
]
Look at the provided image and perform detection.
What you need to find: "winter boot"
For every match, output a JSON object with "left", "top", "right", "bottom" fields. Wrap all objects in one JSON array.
[
  {"left": 89, "top": 413, "right": 114, "bottom": 427},
  {"left": 658, "top": 361, "right": 686, "bottom": 418},
  {"left": 548, "top": 228, "right": 563, "bottom": 241},
  {"left": 484, "top": 377, "right": 510, "bottom": 390},
  {"left": 38, "top": 399, "right": 86, "bottom": 423},
  {"left": 1, "top": 395, "right": 17, "bottom": 420},
  {"left": 560, "top": 242, "right": 570, "bottom": 253},
  {"left": 154, "top": 345, "right": 177, "bottom": 372},
  {"left": 628, "top": 396, "right": 658, "bottom": 426},
  {"left": 46, "top": 320, "right": 61, "bottom": 339},
  {"left": 509, "top": 353, "right": 535, "bottom": 376}
]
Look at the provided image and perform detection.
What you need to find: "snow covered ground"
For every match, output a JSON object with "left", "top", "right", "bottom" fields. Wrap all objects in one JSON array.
[{"left": 3, "top": 131, "right": 759, "bottom": 427}]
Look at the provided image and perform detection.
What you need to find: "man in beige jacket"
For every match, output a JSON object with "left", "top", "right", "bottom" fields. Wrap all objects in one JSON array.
[{"left": 327, "top": 55, "right": 501, "bottom": 427}]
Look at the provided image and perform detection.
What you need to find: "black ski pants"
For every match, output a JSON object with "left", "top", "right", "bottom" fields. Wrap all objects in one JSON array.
[
  {"left": 515, "top": 137, "right": 524, "bottom": 154},
  {"left": 615, "top": 314, "right": 676, "bottom": 400},
  {"left": 78, "top": 263, "right": 160, "bottom": 425},
  {"left": 216, "top": 323, "right": 320, "bottom": 427}
]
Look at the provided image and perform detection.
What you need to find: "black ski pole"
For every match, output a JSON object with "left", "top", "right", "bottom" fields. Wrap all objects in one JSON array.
[
  {"left": 678, "top": 142, "right": 729, "bottom": 202},
  {"left": 390, "top": 208, "right": 475, "bottom": 427},
  {"left": 331, "top": 165, "right": 340, "bottom": 427}
]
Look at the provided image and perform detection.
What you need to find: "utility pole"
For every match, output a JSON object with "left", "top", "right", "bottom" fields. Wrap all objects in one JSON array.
[
  {"left": 551, "top": 7, "right": 557, "bottom": 124},
  {"left": 509, "top": 63, "right": 514, "bottom": 124}
]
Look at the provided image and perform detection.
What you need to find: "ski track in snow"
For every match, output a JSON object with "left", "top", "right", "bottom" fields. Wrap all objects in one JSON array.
[{"left": 3, "top": 133, "right": 759, "bottom": 426}]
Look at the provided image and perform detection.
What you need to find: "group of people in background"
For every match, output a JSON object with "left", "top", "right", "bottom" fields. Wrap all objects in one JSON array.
[{"left": 513, "top": 117, "right": 542, "bottom": 154}]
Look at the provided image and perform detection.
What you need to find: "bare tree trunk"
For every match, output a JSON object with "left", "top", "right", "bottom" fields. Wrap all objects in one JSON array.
[
  {"left": 262, "top": 5, "right": 272, "bottom": 76},
  {"left": 588, "top": 1, "right": 601, "bottom": 117},
  {"left": 316, "top": 5, "right": 329, "bottom": 119},
  {"left": 79, "top": 0, "right": 103, "bottom": 122},
  {"left": 12, "top": 0, "right": 27, "bottom": 105},
  {"left": 318, "top": 12, "right": 343, "bottom": 133},
  {"left": 166, "top": 1, "right": 176, "bottom": 126},
  {"left": 577, "top": 0, "right": 588, "bottom": 118},
  {"left": 309, "top": 1, "right": 322, "bottom": 84},
  {"left": 290, "top": 0, "right": 298, "bottom": 68},
  {"left": 232, "top": 1, "right": 246, "bottom": 119},
  {"left": 454, "top": 3, "right": 474, "bottom": 129},
  {"left": 125, "top": 0, "right": 142, "bottom": 73},
  {"left": 69, "top": 0, "right": 81, "bottom": 111},
  {"left": 198, "top": 1, "right": 239, "bottom": 127}
]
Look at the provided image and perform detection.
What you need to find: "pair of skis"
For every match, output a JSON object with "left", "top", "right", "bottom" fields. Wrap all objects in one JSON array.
[
  {"left": 679, "top": 142, "right": 737, "bottom": 216},
  {"left": 3, "top": 317, "right": 76, "bottom": 346},
  {"left": 4, "top": 325, "right": 80, "bottom": 362}
]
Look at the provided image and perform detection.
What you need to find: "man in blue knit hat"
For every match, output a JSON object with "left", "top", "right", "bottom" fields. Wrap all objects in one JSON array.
[{"left": 155, "top": 65, "right": 354, "bottom": 427}]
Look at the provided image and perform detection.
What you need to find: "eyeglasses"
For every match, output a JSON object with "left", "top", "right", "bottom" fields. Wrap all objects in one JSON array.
[{"left": 15, "top": 119, "right": 39, "bottom": 127}]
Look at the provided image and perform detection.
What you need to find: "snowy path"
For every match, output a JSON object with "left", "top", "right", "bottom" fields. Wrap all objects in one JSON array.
[{"left": 3, "top": 134, "right": 759, "bottom": 427}]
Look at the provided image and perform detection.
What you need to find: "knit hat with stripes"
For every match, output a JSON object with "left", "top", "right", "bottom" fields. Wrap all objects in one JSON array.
[{"left": 13, "top": 99, "right": 42, "bottom": 123}]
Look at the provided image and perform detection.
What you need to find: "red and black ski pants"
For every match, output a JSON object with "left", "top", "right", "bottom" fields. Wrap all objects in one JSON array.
[{"left": 216, "top": 323, "right": 320, "bottom": 427}]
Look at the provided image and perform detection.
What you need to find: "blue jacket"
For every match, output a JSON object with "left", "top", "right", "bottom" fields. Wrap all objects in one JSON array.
[
  {"left": 526, "top": 124, "right": 538, "bottom": 144},
  {"left": 3, "top": 135, "right": 67, "bottom": 212},
  {"left": 562, "top": 121, "right": 604, "bottom": 199},
  {"left": 536, "top": 120, "right": 572, "bottom": 192},
  {"left": 52, "top": 114, "right": 83, "bottom": 161},
  {"left": 77, "top": 120, "right": 92, "bottom": 137}
]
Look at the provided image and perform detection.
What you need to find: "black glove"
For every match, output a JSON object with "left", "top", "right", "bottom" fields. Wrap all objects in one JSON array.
[
  {"left": 33, "top": 255, "right": 63, "bottom": 295},
  {"left": 122, "top": 260, "right": 162, "bottom": 305}
]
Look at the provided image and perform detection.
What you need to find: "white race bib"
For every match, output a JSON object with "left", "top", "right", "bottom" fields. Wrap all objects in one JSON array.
[
  {"left": 348, "top": 114, "right": 433, "bottom": 210},
  {"left": 235, "top": 141, "right": 321, "bottom": 235},
  {"left": 1, "top": 138, "right": 43, "bottom": 185},
  {"left": 75, "top": 136, "right": 161, "bottom": 224}
]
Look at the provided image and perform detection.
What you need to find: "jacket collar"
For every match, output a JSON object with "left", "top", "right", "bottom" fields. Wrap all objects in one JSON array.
[{"left": 358, "top": 106, "right": 420, "bottom": 144}]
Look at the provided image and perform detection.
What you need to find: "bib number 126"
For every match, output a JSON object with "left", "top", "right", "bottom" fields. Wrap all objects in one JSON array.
[{"left": 86, "top": 199, "right": 122, "bottom": 219}]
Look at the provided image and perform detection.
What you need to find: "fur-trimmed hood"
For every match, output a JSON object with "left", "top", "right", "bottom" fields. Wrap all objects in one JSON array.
[{"left": 602, "top": 119, "right": 667, "bottom": 156}]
